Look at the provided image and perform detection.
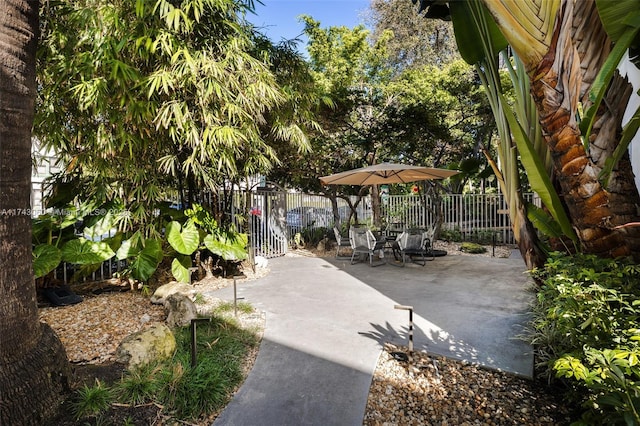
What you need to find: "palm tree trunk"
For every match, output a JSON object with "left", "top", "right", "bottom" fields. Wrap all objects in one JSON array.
[
  {"left": 485, "top": 0, "right": 640, "bottom": 258},
  {"left": 0, "top": 1, "right": 70, "bottom": 424}
]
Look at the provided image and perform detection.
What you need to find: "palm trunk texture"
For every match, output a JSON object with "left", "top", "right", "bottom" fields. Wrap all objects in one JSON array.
[
  {"left": 488, "top": 0, "right": 640, "bottom": 259},
  {"left": 0, "top": 1, "right": 70, "bottom": 424}
]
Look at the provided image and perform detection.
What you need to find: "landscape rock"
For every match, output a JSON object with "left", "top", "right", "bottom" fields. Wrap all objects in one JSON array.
[
  {"left": 164, "top": 293, "right": 198, "bottom": 328},
  {"left": 150, "top": 281, "right": 194, "bottom": 304},
  {"left": 115, "top": 322, "right": 176, "bottom": 369},
  {"left": 254, "top": 256, "right": 268, "bottom": 268}
]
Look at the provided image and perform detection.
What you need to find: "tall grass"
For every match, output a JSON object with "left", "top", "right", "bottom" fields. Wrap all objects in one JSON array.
[{"left": 72, "top": 314, "right": 259, "bottom": 423}]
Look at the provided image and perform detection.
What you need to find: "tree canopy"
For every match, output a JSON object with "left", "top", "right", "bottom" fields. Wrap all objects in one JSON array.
[
  {"left": 36, "top": 0, "right": 314, "bottom": 232},
  {"left": 366, "top": 0, "right": 459, "bottom": 70}
]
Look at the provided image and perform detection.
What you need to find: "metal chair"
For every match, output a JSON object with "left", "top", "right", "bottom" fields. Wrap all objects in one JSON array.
[
  {"left": 349, "top": 227, "right": 386, "bottom": 266},
  {"left": 333, "top": 226, "right": 352, "bottom": 259},
  {"left": 392, "top": 229, "right": 434, "bottom": 266}
]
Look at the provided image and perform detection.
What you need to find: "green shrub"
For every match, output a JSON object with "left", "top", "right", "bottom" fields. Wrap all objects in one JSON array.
[
  {"left": 459, "top": 242, "right": 486, "bottom": 253},
  {"left": 439, "top": 227, "right": 463, "bottom": 242},
  {"left": 114, "top": 363, "right": 160, "bottom": 405},
  {"left": 160, "top": 317, "right": 256, "bottom": 418},
  {"left": 528, "top": 252, "right": 640, "bottom": 424},
  {"left": 300, "top": 227, "right": 329, "bottom": 247}
]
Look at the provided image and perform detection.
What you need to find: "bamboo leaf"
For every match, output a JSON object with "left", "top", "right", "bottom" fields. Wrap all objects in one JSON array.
[{"left": 135, "top": 0, "right": 145, "bottom": 18}]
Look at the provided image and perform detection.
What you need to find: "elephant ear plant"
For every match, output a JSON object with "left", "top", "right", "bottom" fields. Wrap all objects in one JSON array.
[
  {"left": 167, "top": 204, "right": 248, "bottom": 283},
  {"left": 32, "top": 205, "right": 125, "bottom": 283},
  {"left": 33, "top": 203, "right": 248, "bottom": 288}
]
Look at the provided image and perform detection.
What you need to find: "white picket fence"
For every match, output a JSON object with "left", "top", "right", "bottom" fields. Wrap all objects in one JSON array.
[{"left": 239, "top": 191, "right": 541, "bottom": 258}]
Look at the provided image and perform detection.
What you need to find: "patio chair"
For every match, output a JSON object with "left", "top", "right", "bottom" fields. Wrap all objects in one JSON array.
[
  {"left": 333, "top": 226, "right": 352, "bottom": 259},
  {"left": 349, "top": 227, "right": 386, "bottom": 267},
  {"left": 424, "top": 223, "right": 437, "bottom": 257},
  {"left": 392, "top": 228, "right": 435, "bottom": 266}
]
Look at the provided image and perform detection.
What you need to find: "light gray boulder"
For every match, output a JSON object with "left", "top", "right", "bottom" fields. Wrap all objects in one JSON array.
[
  {"left": 150, "top": 281, "right": 194, "bottom": 304},
  {"left": 116, "top": 323, "right": 176, "bottom": 369},
  {"left": 164, "top": 293, "right": 198, "bottom": 328}
]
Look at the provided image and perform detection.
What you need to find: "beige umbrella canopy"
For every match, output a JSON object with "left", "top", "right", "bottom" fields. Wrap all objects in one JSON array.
[{"left": 319, "top": 162, "right": 459, "bottom": 186}]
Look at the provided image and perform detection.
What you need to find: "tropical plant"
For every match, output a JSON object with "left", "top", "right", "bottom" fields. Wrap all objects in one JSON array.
[
  {"left": 431, "top": 0, "right": 551, "bottom": 268},
  {"left": 31, "top": 201, "right": 249, "bottom": 285},
  {"left": 168, "top": 204, "right": 248, "bottom": 283},
  {"left": 477, "top": 0, "right": 640, "bottom": 258},
  {"left": 528, "top": 252, "right": 640, "bottom": 423}
]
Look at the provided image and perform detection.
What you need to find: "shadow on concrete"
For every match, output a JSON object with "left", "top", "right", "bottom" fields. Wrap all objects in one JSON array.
[
  {"left": 324, "top": 254, "right": 535, "bottom": 376},
  {"left": 214, "top": 337, "right": 373, "bottom": 426}
]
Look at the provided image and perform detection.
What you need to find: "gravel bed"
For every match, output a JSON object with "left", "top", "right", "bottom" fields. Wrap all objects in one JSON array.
[{"left": 364, "top": 343, "right": 574, "bottom": 425}]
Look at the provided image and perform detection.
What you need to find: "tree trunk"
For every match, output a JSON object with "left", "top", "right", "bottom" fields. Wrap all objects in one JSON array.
[
  {"left": 0, "top": 1, "right": 71, "bottom": 424},
  {"left": 486, "top": 0, "right": 640, "bottom": 258},
  {"left": 514, "top": 203, "right": 546, "bottom": 270},
  {"left": 371, "top": 184, "right": 382, "bottom": 227}
]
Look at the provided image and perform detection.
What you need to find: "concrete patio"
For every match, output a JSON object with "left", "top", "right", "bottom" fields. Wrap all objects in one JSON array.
[{"left": 211, "top": 252, "right": 534, "bottom": 425}]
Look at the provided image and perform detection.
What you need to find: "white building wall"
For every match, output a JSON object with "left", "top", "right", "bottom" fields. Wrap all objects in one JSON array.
[{"left": 31, "top": 140, "right": 61, "bottom": 217}]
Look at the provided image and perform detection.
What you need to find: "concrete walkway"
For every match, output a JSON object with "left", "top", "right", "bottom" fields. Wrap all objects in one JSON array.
[{"left": 211, "top": 253, "right": 533, "bottom": 426}]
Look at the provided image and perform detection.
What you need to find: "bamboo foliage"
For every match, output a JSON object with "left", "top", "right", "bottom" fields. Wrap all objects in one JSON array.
[{"left": 36, "top": 0, "right": 314, "bottom": 232}]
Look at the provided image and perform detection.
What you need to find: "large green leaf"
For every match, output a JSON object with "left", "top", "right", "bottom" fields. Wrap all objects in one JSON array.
[
  {"left": 83, "top": 210, "right": 117, "bottom": 241},
  {"left": 116, "top": 239, "right": 136, "bottom": 260},
  {"left": 526, "top": 203, "right": 563, "bottom": 239},
  {"left": 204, "top": 232, "right": 248, "bottom": 261},
  {"left": 166, "top": 220, "right": 200, "bottom": 255},
  {"left": 102, "top": 232, "right": 124, "bottom": 253},
  {"left": 61, "top": 238, "right": 115, "bottom": 265},
  {"left": 171, "top": 254, "right": 192, "bottom": 284},
  {"left": 449, "top": 0, "right": 507, "bottom": 65},
  {"left": 596, "top": 0, "right": 640, "bottom": 43},
  {"left": 499, "top": 93, "right": 577, "bottom": 242},
  {"left": 116, "top": 233, "right": 143, "bottom": 260},
  {"left": 129, "top": 239, "right": 163, "bottom": 282},
  {"left": 33, "top": 244, "right": 62, "bottom": 279},
  {"left": 71, "top": 263, "right": 102, "bottom": 283}
]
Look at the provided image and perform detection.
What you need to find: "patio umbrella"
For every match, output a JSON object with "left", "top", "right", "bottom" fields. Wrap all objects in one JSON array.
[{"left": 319, "top": 162, "right": 459, "bottom": 186}]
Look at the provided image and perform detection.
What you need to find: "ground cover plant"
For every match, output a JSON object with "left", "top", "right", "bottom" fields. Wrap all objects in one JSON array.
[
  {"left": 528, "top": 252, "right": 640, "bottom": 424},
  {"left": 48, "top": 314, "right": 259, "bottom": 425}
]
